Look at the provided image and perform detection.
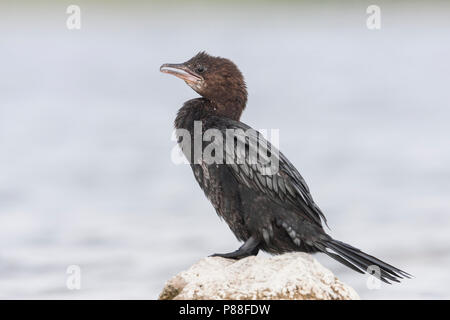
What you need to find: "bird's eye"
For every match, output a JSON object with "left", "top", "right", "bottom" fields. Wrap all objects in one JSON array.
[{"left": 196, "top": 66, "right": 205, "bottom": 73}]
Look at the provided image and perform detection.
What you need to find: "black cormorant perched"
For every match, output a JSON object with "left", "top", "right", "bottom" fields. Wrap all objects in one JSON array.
[{"left": 160, "top": 52, "right": 410, "bottom": 283}]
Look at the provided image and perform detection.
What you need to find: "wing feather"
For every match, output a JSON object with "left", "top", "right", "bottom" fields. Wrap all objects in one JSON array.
[{"left": 205, "top": 116, "right": 328, "bottom": 228}]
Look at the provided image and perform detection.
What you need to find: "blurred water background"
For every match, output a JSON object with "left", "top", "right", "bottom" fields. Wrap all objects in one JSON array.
[{"left": 1, "top": 0, "right": 449, "bottom": 299}]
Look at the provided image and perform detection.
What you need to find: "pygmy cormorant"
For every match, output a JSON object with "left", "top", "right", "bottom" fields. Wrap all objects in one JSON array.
[{"left": 160, "top": 52, "right": 410, "bottom": 283}]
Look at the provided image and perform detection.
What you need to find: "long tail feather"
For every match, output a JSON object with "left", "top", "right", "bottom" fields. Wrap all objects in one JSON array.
[{"left": 321, "top": 238, "right": 411, "bottom": 284}]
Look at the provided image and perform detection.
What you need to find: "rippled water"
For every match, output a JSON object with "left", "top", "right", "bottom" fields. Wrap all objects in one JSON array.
[{"left": 1, "top": 2, "right": 449, "bottom": 299}]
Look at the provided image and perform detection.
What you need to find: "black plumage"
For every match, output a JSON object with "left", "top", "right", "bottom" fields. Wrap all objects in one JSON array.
[{"left": 160, "top": 52, "right": 410, "bottom": 283}]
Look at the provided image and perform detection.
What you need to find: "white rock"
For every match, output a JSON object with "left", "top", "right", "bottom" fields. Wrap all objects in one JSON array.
[{"left": 159, "top": 252, "right": 359, "bottom": 300}]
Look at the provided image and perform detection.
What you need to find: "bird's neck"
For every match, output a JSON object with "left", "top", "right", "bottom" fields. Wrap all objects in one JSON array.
[
  {"left": 208, "top": 97, "right": 246, "bottom": 121},
  {"left": 174, "top": 96, "right": 246, "bottom": 131},
  {"left": 207, "top": 84, "right": 248, "bottom": 120}
]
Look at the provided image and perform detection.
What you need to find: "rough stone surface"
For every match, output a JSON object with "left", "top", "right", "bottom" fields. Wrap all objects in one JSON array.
[{"left": 159, "top": 252, "right": 359, "bottom": 300}]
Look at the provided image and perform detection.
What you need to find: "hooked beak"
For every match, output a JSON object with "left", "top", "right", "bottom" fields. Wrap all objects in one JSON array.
[{"left": 160, "top": 63, "right": 203, "bottom": 84}]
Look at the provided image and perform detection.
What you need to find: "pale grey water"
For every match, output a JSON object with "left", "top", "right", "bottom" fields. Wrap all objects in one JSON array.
[{"left": 0, "top": 2, "right": 450, "bottom": 299}]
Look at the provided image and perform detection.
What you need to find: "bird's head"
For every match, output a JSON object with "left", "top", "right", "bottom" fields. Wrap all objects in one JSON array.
[{"left": 160, "top": 52, "right": 247, "bottom": 119}]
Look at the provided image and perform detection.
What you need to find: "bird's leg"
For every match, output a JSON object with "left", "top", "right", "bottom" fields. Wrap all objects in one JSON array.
[{"left": 210, "top": 236, "right": 260, "bottom": 260}]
